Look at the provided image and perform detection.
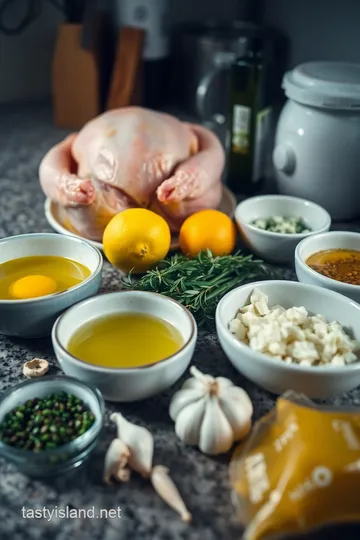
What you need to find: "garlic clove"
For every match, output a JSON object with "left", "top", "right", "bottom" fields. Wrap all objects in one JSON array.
[
  {"left": 214, "top": 376, "right": 234, "bottom": 389},
  {"left": 114, "top": 466, "right": 131, "bottom": 482},
  {"left": 224, "top": 387, "right": 253, "bottom": 417},
  {"left": 175, "top": 398, "right": 205, "bottom": 446},
  {"left": 199, "top": 395, "right": 234, "bottom": 455},
  {"left": 219, "top": 395, "right": 252, "bottom": 441},
  {"left": 169, "top": 388, "right": 205, "bottom": 421},
  {"left": 181, "top": 378, "right": 208, "bottom": 391},
  {"left": 189, "top": 366, "right": 215, "bottom": 385},
  {"left": 110, "top": 413, "right": 154, "bottom": 478},
  {"left": 151, "top": 465, "right": 192, "bottom": 522},
  {"left": 179, "top": 366, "right": 215, "bottom": 391},
  {"left": 103, "top": 438, "right": 130, "bottom": 484}
]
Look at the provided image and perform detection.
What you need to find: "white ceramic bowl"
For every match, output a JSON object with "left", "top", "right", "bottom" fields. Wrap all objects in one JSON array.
[
  {"left": 234, "top": 195, "right": 331, "bottom": 264},
  {"left": 52, "top": 291, "right": 197, "bottom": 402},
  {"left": 295, "top": 231, "right": 360, "bottom": 303},
  {"left": 216, "top": 280, "right": 360, "bottom": 399},
  {"left": 0, "top": 233, "right": 103, "bottom": 338}
]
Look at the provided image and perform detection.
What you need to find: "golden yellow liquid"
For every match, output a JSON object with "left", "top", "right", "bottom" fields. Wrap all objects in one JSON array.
[
  {"left": 0, "top": 255, "right": 91, "bottom": 300},
  {"left": 306, "top": 249, "right": 360, "bottom": 285},
  {"left": 67, "top": 313, "right": 184, "bottom": 368}
]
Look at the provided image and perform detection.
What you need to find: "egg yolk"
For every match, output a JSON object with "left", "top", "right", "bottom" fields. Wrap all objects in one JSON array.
[{"left": 9, "top": 275, "right": 57, "bottom": 299}]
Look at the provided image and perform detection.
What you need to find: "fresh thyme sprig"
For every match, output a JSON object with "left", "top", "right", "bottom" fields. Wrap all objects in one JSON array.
[{"left": 121, "top": 249, "right": 281, "bottom": 328}]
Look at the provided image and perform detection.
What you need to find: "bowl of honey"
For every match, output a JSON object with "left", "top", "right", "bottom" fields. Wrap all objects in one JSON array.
[
  {"left": 52, "top": 291, "right": 197, "bottom": 401},
  {"left": 0, "top": 233, "right": 103, "bottom": 337},
  {"left": 295, "top": 231, "right": 360, "bottom": 303}
]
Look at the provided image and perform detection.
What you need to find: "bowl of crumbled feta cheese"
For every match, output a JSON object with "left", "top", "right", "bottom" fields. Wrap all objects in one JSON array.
[
  {"left": 216, "top": 281, "right": 360, "bottom": 398},
  {"left": 234, "top": 195, "right": 331, "bottom": 264}
]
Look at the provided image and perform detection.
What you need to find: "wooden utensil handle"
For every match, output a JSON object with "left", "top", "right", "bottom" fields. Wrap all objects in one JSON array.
[{"left": 107, "top": 26, "right": 145, "bottom": 110}]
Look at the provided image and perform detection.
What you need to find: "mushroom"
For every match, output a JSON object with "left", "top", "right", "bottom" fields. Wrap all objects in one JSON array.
[{"left": 23, "top": 358, "right": 49, "bottom": 378}]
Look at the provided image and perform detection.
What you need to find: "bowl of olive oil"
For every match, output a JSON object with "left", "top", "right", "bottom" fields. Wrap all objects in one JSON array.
[
  {"left": 52, "top": 291, "right": 197, "bottom": 401},
  {"left": 0, "top": 233, "right": 103, "bottom": 337}
]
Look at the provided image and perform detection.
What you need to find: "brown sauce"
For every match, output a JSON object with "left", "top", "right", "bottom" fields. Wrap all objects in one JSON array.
[{"left": 306, "top": 249, "right": 360, "bottom": 285}]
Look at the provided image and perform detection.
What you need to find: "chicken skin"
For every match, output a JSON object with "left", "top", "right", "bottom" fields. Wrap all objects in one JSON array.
[{"left": 39, "top": 107, "right": 225, "bottom": 240}]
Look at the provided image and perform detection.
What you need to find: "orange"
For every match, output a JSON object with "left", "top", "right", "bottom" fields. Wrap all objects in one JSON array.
[
  {"left": 103, "top": 208, "right": 171, "bottom": 274},
  {"left": 179, "top": 209, "right": 237, "bottom": 258}
]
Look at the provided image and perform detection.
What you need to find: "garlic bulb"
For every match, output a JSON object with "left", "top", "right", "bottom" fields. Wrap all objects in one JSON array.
[{"left": 169, "top": 366, "right": 253, "bottom": 455}]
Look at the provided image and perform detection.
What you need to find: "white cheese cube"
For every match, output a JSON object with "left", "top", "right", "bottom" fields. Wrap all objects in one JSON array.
[
  {"left": 286, "top": 306, "right": 308, "bottom": 325},
  {"left": 242, "top": 311, "right": 260, "bottom": 327},
  {"left": 299, "top": 359, "right": 312, "bottom": 366},
  {"left": 229, "top": 318, "right": 241, "bottom": 334},
  {"left": 254, "top": 301, "right": 270, "bottom": 316},
  {"left": 250, "top": 289, "right": 268, "bottom": 307},
  {"left": 268, "top": 341, "right": 286, "bottom": 356},
  {"left": 287, "top": 341, "right": 319, "bottom": 361},
  {"left": 228, "top": 288, "right": 358, "bottom": 369},
  {"left": 330, "top": 354, "right": 345, "bottom": 366}
]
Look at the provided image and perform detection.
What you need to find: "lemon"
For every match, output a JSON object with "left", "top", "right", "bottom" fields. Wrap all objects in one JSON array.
[
  {"left": 103, "top": 208, "right": 171, "bottom": 273},
  {"left": 9, "top": 275, "right": 57, "bottom": 299},
  {"left": 179, "top": 209, "right": 237, "bottom": 258}
]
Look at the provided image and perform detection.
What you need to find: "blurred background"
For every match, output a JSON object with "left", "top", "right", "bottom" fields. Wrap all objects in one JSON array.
[
  {"left": 1, "top": 0, "right": 360, "bottom": 201},
  {"left": 0, "top": 0, "right": 358, "bottom": 107}
]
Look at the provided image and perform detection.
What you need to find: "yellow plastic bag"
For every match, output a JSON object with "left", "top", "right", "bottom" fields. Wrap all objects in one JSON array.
[{"left": 230, "top": 391, "right": 360, "bottom": 540}]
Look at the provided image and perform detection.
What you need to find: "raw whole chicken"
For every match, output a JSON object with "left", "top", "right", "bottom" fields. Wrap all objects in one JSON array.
[{"left": 39, "top": 107, "right": 225, "bottom": 241}]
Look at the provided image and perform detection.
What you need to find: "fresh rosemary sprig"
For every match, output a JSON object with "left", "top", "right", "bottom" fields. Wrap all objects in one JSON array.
[{"left": 121, "top": 249, "right": 281, "bottom": 328}]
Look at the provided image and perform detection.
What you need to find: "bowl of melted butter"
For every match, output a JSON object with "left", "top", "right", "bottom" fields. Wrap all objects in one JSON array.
[
  {"left": 0, "top": 233, "right": 103, "bottom": 337},
  {"left": 52, "top": 291, "right": 197, "bottom": 401}
]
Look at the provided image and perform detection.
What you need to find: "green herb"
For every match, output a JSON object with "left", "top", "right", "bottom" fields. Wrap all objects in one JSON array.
[
  {"left": 0, "top": 392, "right": 95, "bottom": 451},
  {"left": 122, "top": 250, "right": 280, "bottom": 327}
]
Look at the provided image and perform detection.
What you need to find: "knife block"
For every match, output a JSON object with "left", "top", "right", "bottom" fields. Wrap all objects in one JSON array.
[
  {"left": 106, "top": 27, "right": 145, "bottom": 110},
  {"left": 52, "top": 23, "right": 100, "bottom": 129}
]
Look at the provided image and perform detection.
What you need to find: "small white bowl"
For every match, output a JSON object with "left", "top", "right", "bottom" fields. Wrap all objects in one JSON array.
[
  {"left": 234, "top": 195, "right": 331, "bottom": 264},
  {"left": 0, "top": 233, "right": 103, "bottom": 338},
  {"left": 295, "top": 231, "right": 360, "bottom": 303},
  {"left": 52, "top": 291, "right": 197, "bottom": 402},
  {"left": 216, "top": 280, "right": 360, "bottom": 399}
]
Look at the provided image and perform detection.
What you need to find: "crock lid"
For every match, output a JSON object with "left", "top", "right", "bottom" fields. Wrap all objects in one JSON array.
[{"left": 282, "top": 61, "right": 360, "bottom": 109}]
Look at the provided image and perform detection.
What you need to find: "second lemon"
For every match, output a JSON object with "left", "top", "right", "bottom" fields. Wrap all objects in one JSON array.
[{"left": 179, "top": 209, "right": 237, "bottom": 258}]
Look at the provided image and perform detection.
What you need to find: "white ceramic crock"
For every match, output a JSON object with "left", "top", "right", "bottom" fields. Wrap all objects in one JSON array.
[{"left": 273, "top": 62, "right": 360, "bottom": 220}]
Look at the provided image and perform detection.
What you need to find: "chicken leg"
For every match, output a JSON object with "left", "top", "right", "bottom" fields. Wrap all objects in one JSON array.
[
  {"left": 39, "top": 133, "right": 138, "bottom": 239},
  {"left": 152, "top": 124, "right": 225, "bottom": 230}
]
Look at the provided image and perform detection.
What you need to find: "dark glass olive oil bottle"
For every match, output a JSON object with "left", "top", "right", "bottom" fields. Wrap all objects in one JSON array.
[{"left": 226, "top": 43, "right": 271, "bottom": 195}]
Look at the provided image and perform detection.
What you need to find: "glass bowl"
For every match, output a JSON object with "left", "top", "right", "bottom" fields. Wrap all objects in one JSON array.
[{"left": 0, "top": 375, "right": 105, "bottom": 477}]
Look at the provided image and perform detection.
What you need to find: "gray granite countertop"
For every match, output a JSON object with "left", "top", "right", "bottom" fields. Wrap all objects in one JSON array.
[{"left": 1, "top": 104, "right": 360, "bottom": 540}]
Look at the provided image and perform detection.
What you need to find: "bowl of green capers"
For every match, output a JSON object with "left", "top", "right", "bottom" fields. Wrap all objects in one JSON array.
[
  {"left": 235, "top": 195, "right": 331, "bottom": 264},
  {"left": 0, "top": 375, "right": 105, "bottom": 477}
]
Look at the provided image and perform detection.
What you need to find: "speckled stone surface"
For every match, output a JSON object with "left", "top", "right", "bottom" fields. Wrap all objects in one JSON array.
[{"left": 1, "top": 104, "right": 360, "bottom": 540}]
